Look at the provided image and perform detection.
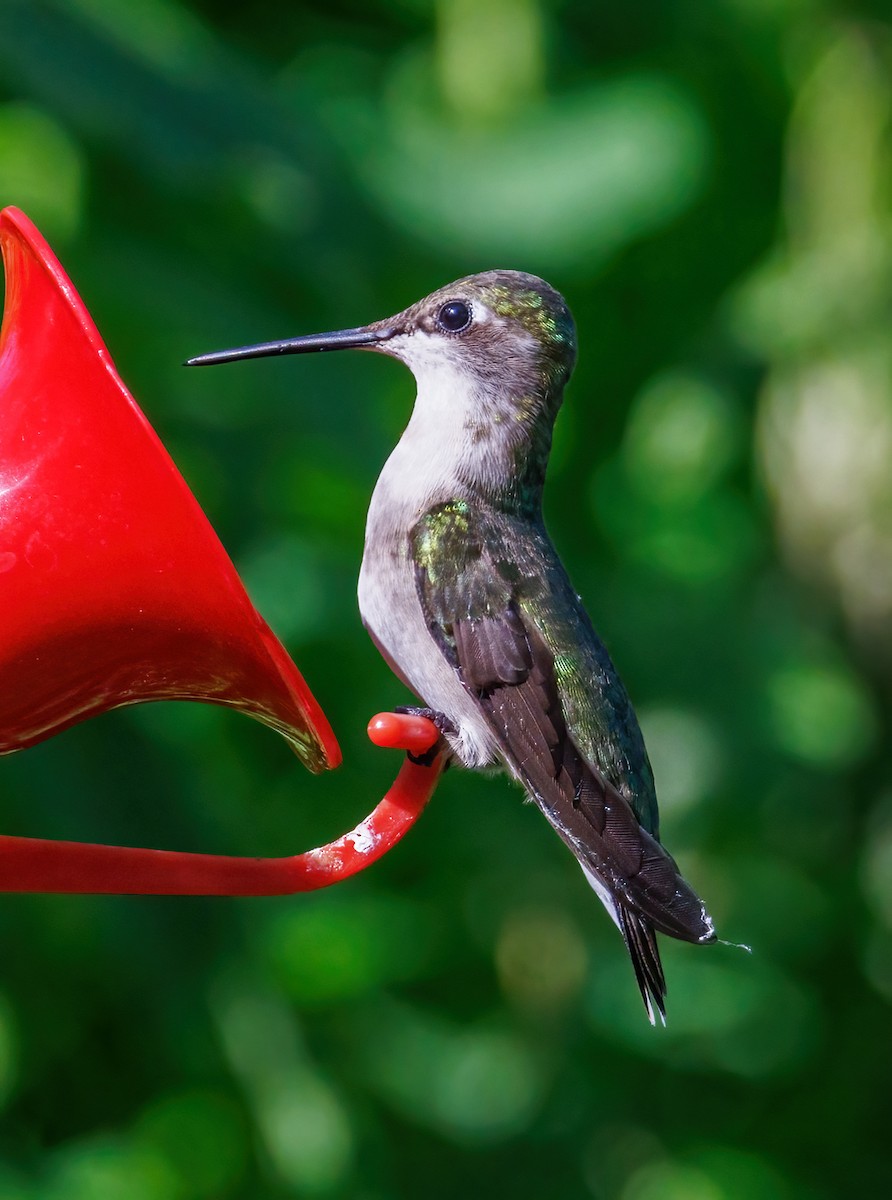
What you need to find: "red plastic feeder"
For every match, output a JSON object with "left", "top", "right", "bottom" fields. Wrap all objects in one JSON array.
[{"left": 0, "top": 206, "right": 441, "bottom": 894}]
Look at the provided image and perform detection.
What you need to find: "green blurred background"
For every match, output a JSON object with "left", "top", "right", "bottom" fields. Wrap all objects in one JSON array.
[{"left": 1, "top": 0, "right": 891, "bottom": 1196}]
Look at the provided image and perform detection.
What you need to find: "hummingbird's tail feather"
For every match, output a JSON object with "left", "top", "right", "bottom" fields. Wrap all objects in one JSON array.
[
  {"left": 617, "top": 904, "right": 666, "bottom": 1026},
  {"left": 580, "top": 863, "right": 665, "bottom": 1023}
]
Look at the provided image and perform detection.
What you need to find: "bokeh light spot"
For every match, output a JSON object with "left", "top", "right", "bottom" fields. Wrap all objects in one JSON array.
[
  {"left": 495, "top": 907, "right": 588, "bottom": 1016},
  {"left": 637, "top": 706, "right": 725, "bottom": 816},
  {"left": 436, "top": 0, "right": 544, "bottom": 121},
  {"left": 357, "top": 1002, "right": 545, "bottom": 1143},
  {"left": 766, "top": 659, "right": 876, "bottom": 768},
  {"left": 0, "top": 103, "right": 84, "bottom": 239},
  {"left": 135, "top": 1089, "right": 248, "bottom": 1199},
  {"left": 255, "top": 1074, "right": 353, "bottom": 1194},
  {"left": 623, "top": 1159, "right": 725, "bottom": 1200},
  {"left": 43, "top": 1139, "right": 177, "bottom": 1200},
  {"left": 623, "top": 371, "right": 743, "bottom": 505},
  {"left": 263, "top": 893, "right": 434, "bottom": 1005}
]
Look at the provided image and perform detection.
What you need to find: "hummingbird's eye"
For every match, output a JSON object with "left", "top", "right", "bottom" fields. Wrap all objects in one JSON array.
[{"left": 436, "top": 300, "right": 473, "bottom": 334}]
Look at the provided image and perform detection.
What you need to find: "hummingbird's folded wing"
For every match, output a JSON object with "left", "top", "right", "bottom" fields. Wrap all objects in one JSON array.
[
  {"left": 448, "top": 604, "right": 711, "bottom": 943},
  {"left": 451, "top": 602, "right": 675, "bottom": 1021},
  {"left": 411, "top": 504, "right": 714, "bottom": 1021}
]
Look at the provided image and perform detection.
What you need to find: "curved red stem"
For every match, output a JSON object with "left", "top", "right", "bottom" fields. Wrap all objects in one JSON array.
[{"left": 0, "top": 715, "right": 443, "bottom": 895}]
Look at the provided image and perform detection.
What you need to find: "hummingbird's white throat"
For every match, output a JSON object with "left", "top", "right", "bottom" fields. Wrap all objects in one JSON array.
[{"left": 378, "top": 311, "right": 539, "bottom": 509}]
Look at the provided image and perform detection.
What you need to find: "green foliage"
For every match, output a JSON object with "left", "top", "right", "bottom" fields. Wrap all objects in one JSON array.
[{"left": 1, "top": 1, "right": 891, "bottom": 1196}]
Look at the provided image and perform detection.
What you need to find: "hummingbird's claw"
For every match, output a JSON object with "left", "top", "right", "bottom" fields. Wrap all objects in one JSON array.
[{"left": 395, "top": 706, "right": 457, "bottom": 766}]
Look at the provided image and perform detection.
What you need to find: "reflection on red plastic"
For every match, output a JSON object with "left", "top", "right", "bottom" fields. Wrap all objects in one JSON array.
[{"left": 0, "top": 206, "right": 443, "bottom": 895}]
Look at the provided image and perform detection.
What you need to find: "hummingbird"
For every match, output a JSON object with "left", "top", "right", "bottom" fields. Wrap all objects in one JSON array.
[{"left": 188, "top": 270, "right": 716, "bottom": 1022}]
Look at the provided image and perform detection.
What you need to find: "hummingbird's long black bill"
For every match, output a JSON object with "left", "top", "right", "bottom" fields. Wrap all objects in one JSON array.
[{"left": 185, "top": 325, "right": 396, "bottom": 367}]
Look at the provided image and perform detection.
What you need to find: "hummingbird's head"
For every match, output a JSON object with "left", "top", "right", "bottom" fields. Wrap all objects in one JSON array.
[{"left": 370, "top": 270, "right": 577, "bottom": 399}]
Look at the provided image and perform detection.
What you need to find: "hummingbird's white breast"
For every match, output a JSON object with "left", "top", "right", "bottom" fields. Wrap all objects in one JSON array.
[{"left": 357, "top": 331, "right": 503, "bottom": 767}]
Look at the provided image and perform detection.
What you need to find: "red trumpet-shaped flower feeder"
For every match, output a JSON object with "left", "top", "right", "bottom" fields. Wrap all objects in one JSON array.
[{"left": 0, "top": 206, "right": 442, "bottom": 894}]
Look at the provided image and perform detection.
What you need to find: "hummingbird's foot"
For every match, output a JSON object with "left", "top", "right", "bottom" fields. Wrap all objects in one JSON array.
[{"left": 394, "top": 706, "right": 457, "bottom": 767}]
